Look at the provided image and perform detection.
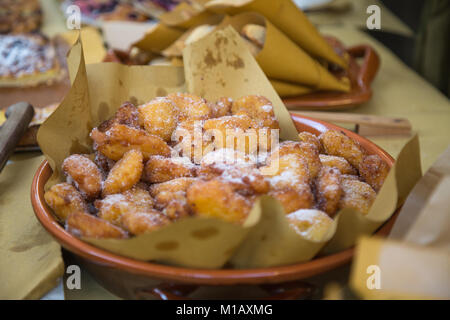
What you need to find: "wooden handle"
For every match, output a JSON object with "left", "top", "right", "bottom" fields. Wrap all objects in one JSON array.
[
  {"left": 292, "top": 111, "right": 412, "bottom": 137},
  {"left": 0, "top": 102, "right": 35, "bottom": 172}
]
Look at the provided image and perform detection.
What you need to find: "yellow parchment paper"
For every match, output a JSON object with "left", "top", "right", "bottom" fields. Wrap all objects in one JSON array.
[
  {"left": 217, "top": 13, "right": 350, "bottom": 92},
  {"left": 205, "top": 0, "right": 347, "bottom": 68},
  {"left": 0, "top": 155, "right": 64, "bottom": 299},
  {"left": 37, "top": 27, "right": 421, "bottom": 269}
]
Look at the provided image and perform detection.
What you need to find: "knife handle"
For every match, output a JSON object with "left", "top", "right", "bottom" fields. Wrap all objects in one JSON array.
[{"left": 0, "top": 102, "right": 35, "bottom": 172}]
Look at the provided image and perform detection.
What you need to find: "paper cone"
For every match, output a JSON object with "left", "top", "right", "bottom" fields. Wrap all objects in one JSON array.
[
  {"left": 270, "top": 79, "right": 314, "bottom": 97},
  {"left": 159, "top": 2, "right": 222, "bottom": 29},
  {"left": 205, "top": 0, "right": 347, "bottom": 68},
  {"left": 218, "top": 13, "right": 350, "bottom": 92},
  {"left": 133, "top": 23, "right": 184, "bottom": 53}
]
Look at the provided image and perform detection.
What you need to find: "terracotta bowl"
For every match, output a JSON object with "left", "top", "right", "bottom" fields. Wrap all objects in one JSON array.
[{"left": 31, "top": 114, "right": 396, "bottom": 300}]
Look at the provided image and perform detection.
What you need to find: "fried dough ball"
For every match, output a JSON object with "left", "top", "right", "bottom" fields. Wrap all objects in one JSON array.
[
  {"left": 114, "top": 101, "right": 140, "bottom": 128},
  {"left": 319, "top": 130, "right": 364, "bottom": 168},
  {"left": 96, "top": 185, "right": 154, "bottom": 225},
  {"left": 298, "top": 131, "right": 322, "bottom": 152},
  {"left": 319, "top": 154, "right": 357, "bottom": 175},
  {"left": 167, "top": 92, "right": 211, "bottom": 121},
  {"left": 269, "top": 186, "right": 314, "bottom": 213},
  {"left": 203, "top": 114, "right": 258, "bottom": 154},
  {"left": 275, "top": 141, "right": 322, "bottom": 178},
  {"left": 339, "top": 178, "right": 376, "bottom": 215},
  {"left": 286, "top": 209, "right": 333, "bottom": 241},
  {"left": 103, "top": 149, "right": 144, "bottom": 196},
  {"left": 62, "top": 154, "right": 102, "bottom": 200},
  {"left": 121, "top": 210, "right": 170, "bottom": 235},
  {"left": 358, "top": 155, "right": 389, "bottom": 192},
  {"left": 210, "top": 97, "right": 232, "bottom": 118},
  {"left": 66, "top": 211, "right": 128, "bottom": 239},
  {"left": 187, "top": 178, "right": 253, "bottom": 224},
  {"left": 231, "top": 95, "right": 279, "bottom": 129},
  {"left": 90, "top": 123, "right": 171, "bottom": 161},
  {"left": 315, "top": 167, "right": 342, "bottom": 217},
  {"left": 138, "top": 97, "right": 179, "bottom": 141},
  {"left": 163, "top": 199, "right": 191, "bottom": 220},
  {"left": 262, "top": 154, "right": 314, "bottom": 213},
  {"left": 149, "top": 177, "right": 197, "bottom": 209},
  {"left": 198, "top": 149, "right": 269, "bottom": 194},
  {"left": 172, "top": 119, "right": 209, "bottom": 163},
  {"left": 143, "top": 155, "right": 196, "bottom": 183},
  {"left": 261, "top": 153, "right": 310, "bottom": 184},
  {"left": 44, "top": 183, "right": 88, "bottom": 222}
]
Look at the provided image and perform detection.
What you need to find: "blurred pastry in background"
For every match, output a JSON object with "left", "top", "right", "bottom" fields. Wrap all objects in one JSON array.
[
  {"left": 0, "top": 0, "right": 42, "bottom": 34},
  {"left": 0, "top": 34, "right": 66, "bottom": 87}
]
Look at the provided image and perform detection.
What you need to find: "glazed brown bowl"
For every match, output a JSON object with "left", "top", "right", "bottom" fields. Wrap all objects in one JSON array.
[{"left": 31, "top": 113, "right": 396, "bottom": 299}]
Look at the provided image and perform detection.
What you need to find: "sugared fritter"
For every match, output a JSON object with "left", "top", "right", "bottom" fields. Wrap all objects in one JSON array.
[
  {"left": 339, "top": 178, "right": 376, "bottom": 215},
  {"left": 319, "top": 130, "right": 364, "bottom": 168},
  {"left": 358, "top": 154, "right": 389, "bottom": 192},
  {"left": 103, "top": 149, "right": 144, "bottom": 196},
  {"left": 62, "top": 154, "right": 102, "bottom": 200},
  {"left": 44, "top": 183, "right": 88, "bottom": 222},
  {"left": 90, "top": 123, "right": 171, "bottom": 161},
  {"left": 66, "top": 211, "right": 128, "bottom": 239}
]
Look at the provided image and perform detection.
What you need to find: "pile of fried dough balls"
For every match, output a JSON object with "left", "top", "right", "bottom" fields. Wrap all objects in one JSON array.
[{"left": 45, "top": 93, "right": 389, "bottom": 242}]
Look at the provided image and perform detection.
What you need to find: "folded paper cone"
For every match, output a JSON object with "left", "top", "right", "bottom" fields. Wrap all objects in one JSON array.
[
  {"left": 159, "top": 2, "right": 222, "bottom": 29},
  {"left": 206, "top": 0, "right": 347, "bottom": 68},
  {"left": 133, "top": 23, "right": 184, "bottom": 53},
  {"left": 218, "top": 13, "right": 350, "bottom": 92},
  {"left": 270, "top": 79, "right": 314, "bottom": 97}
]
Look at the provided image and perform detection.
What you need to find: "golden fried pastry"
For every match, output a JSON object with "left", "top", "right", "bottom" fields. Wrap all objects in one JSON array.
[
  {"left": 114, "top": 101, "right": 140, "bottom": 129},
  {"left": 298, "top": 131, "right": 322, "bottom": 152},
  {"left": 315, "top": 167, "right": 342, "bottom": 217},
  {"left": 286, "top": 209, "right": 333, "bottom": 241},
  {"left": 47, "top": 93, "right": 388, "bottom": 240},
  {"left": 66, "top": 211, "right": 128, "bottom": 239},
  {"left": 275, "top": 141, "right": 322, "bottom": 178},
  {"left": 203, "top": 114, "right": 258, "bottom": 154},
  {"left": 231, "top": 95, "right": 279, "bottom": 129},
  {"left": 0, "top": 34, "right": 64, "bottom": 87},
  {"left": 62, "top": 154, "right": 102, "bottom": 200},
  {"left": 90, "top": 123, "right": 171, "bottom": 161},
  {"left": 121, "top": 210, "right": 170, "bottom": 235},
  {"left": 96, "top": 185, "right": 153, "bottom": 225},
  {"left": 187, "top": 178, "right": 253, "bottom": 224},
  {"left": 103, "top": 149, "right": 144, "bottom": 196},
  {"left": 167, "top": 93, "right": 211, "bottom": 121},
  {"left": 269, "top": 186, "right": 314, "bottom": 213},
  {"left": 319, "top": 130, "right": 364, "bottom": 168},
  {"left": 198, "top": 148, "right": 268, "bottom": 195},
  {"left": 210, "top": 97, "right": 232, "bottom": 118},
  {"left": 319, "top": 154, "right": 357, "bottom": 175},
  {"left": 358, "top": 154, "right": 389, "bottom": 192},
  {"left": 44, "top": 183, "right": 88, "bottom": 222},
  {"left": 138, "top": 97, "right": 179, "bottom": 141},
  {"left": 172, "top": 119, "right": 208, "bottom": 162},
  {"left": 143, "top": 155, "right": 196, "bottom": 183},
  {"left": 163, "top": 199, "right": 191, "bottom": 220},
  {"left": 149, "top": 177, "right": 197, "bottom": 208},
  {"left": 339, "top": 178, "right": 376, "bottom": 215},
  {"left": 262, "top": 153, "right": 310, "bottom": 184}
]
